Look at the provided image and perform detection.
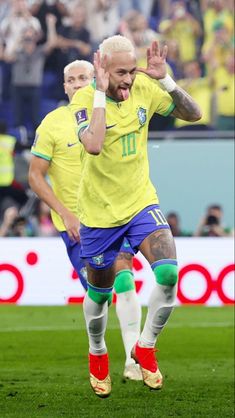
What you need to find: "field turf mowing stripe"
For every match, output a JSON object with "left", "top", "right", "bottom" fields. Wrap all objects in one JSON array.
[{"left": 0, "top": 305, "right": 234, "bottom": 418}]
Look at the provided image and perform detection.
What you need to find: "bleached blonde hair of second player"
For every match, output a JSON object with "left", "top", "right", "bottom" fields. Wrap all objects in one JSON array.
[
  {"left": 63, "top": 60, "right": 94, "bottom": 77},
  {"left": 99, "top": 35, "right": 136, "bottom": 59}
]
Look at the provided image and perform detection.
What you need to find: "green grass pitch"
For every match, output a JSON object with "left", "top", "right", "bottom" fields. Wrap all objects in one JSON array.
[{"left": 0, "top": 305, "right": 234, "bottom": 418}]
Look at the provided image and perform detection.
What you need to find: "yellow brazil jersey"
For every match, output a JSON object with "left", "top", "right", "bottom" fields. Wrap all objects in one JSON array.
[
  {"left": 70, "top": 73, "right": 175, "bottom": 228},
  {"left": 31, "top": 106, "right": 83, "bottom": 231}
]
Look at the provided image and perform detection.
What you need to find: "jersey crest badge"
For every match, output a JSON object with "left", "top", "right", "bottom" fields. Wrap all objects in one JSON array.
[
  {"left": 92, "top": 254, "right": 104, "bottom": 266},
  {"left": 75, "top": 109, "right": 88, "bottom": 125},
  {"left": 137, "top": 107, "right": 147, "bottom": 126}
]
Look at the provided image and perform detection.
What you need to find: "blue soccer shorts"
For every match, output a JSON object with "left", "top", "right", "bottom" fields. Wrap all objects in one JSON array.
[{"left": 80, "top": 204, "right": 170, "bottom": 269}]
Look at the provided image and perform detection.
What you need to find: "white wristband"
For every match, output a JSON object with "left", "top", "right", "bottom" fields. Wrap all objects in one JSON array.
[
  {"left": 159, "top": 74, "right": 176, "bottom": 93},
  {"left": 93, "top": 90, "right": 106, "bottom": 108}
]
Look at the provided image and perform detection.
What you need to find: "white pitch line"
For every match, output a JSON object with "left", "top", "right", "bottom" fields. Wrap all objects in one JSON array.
[{"left": 0, "top": 322, "right": 233, "bottom": 333}]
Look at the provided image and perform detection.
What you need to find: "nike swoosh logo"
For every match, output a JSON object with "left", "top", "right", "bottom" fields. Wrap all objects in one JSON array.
[
  {"left": 67, "top": 142, "right": 78, "bottom": 147},
  {"left": 106, "top": 124, "right": 117, "bottom": 130}
]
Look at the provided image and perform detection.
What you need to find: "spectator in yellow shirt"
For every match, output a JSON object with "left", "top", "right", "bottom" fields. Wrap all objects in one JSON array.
[
  {"left": 202, "top": 21, "right": 233, "bottom": 73},
  {"left": 212, "top": 54, "right": 235, "bottom": 130},
  {"left": 201, "top": 0, "right": 233, "bottom": 49},
  {"left": 159, "top": 1, "right": 202, "bottom": 64},
  {"left": 175, "top": 61, "right": 213, "bottom": 130}
]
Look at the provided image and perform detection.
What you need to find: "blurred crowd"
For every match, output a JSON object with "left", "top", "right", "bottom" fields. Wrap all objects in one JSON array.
[
  {"left": 0, "top": 0, "right": 234, "bottom": 133},
  {"left": 0, "top": 0, "right": 234, "bottom": 237},
  {"left": 0, "top": 189, "right": 233, "bottom": 238}
]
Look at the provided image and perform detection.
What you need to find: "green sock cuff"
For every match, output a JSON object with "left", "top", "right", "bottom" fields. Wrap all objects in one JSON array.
[
  {"left": 153, "top": 264, "right": 178, "bottom": 286},
  {"left": 88, "top": 287, "right": 113, "bottom": 305},
  {"left": 114, "top": 269, "right": 135, "bottom": 294}
]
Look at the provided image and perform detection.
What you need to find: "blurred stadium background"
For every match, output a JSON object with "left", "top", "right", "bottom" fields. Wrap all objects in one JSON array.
[{"left": 0, "top": 0, "right": 234, "bottom": 417}]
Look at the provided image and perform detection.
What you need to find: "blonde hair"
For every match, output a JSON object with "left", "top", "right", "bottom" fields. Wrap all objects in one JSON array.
[
  {"left": 99, "top": 35, "right": 135, "bottom": 58},
  {"left": 64, "top": 60, "right": 94, "bottom": 77}
]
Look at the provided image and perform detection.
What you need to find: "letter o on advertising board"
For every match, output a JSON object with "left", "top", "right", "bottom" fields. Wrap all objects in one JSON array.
[
  {"left": 0, "top": 264, "right": 24, "bottom": 303},
  {"left": 178, "top": 263, "right": 235, "bottom": 304},
  {"left": 216, "top": 264, "right": 235, "bottom": 304}
]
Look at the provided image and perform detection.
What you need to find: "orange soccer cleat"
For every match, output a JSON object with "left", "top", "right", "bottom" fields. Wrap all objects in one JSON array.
[
  {"left": 89, "top": 352, "right": 111, "bottom": 397},
  {"left": 131, "top": 342, "right": 163, "bottom": 389}
]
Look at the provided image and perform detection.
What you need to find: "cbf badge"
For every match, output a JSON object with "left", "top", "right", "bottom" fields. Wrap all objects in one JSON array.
[
  {"left": 137, "top": 107, "right": 147, "bottom": 126},
  {"left": 92, "top": 254, "right": 104, "bottom": 266}
]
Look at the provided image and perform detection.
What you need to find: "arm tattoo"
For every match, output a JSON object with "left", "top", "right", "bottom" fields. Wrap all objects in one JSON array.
[{"left": 170, "top": 86, "right": 201, "bottom": 122}]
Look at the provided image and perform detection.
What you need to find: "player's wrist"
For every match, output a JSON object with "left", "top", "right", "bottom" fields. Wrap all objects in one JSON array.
[
  {"left": 159, "top": 74, "right": 176, "bottom": 93},
  {"left": 93, "top": 90, "right": 106, "bottom": 108}
]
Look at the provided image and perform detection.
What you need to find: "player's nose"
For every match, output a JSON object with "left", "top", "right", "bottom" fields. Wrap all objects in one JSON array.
[{"left": 123, "top": 73, "right": 132, "bottom": 85}]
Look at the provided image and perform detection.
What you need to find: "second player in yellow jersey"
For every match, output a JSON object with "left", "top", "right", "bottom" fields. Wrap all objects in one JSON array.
[{"left": 31, "top": 106, "right": 82, "bottom": 231}]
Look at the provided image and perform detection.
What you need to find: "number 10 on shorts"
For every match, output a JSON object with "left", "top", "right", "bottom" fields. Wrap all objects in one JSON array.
[{"left": 148, "top": 209, "right": 168, "bottom": 226}]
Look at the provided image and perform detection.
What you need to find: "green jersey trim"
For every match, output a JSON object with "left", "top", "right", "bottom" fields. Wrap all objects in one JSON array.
[
  {"left": 162, "top": 102, "right": 176, "bottom": 117},
  {"left": 31, "top": 150, "right": 51, "bottom": 161},
  {"left": 78, "top": 123, "right": 88, "bottom": 137}
]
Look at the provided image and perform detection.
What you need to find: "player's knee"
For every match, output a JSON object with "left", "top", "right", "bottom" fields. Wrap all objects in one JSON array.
[
  {"left": 114, "top": 269, "right": 135, "bottom": 294},
  {"left": 152, "top": 260, "right": 178, "bottom": 286},
  {"left": 87, "top": 283, "right": 113, "bottom": 305}
]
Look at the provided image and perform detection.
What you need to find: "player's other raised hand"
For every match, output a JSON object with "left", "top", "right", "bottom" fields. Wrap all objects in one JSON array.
[
  {"left": 94, "top": 50, "right": 109, "bottom": 93},
  {"left": 137, "top": 41, "right": 168, "bottom": 80}
]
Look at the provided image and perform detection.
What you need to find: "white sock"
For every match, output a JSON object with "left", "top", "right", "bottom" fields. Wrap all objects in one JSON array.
[
  {"left": 116, "top": 289, "right": 141, "bottom": 366},
  {"left": 83, "top": 293, "right": 108, "bottom": 355},
  {"left": 139, "top": 283, "right": 177, "bottom": 348}
]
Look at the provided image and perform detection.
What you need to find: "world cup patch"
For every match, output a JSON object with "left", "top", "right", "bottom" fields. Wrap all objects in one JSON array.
[
  {"left": 137, "top": 107, "right": 147, "bottom": 126},
  {"left": 75, "top": 109, "right": 88, "bottom": 125},
  {"left": 92, "top": 254, "right": 104, "bottom": 266}
]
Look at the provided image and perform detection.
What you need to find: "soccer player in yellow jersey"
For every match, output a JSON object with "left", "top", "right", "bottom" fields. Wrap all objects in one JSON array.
[
  {"left": 28, "top": 60, "right": 143, "bottom": 382},
  {"left": 70, "top": 35, "right": 201, "bottom": 397}
]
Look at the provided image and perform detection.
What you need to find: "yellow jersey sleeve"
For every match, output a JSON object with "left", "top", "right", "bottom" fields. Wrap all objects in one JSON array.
[
  {"left": 70, "top": 84, "right": 94, "bottom": 137},
  {"left": 140, "top": 75, "right": 175, "bottom": 119},
  {"left": 31, "top": 114, "right": 55, "bottom": 161}
]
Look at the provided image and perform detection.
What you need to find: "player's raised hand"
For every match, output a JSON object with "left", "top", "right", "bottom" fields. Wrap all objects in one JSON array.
[
  {"left": 137, "top": 41, "right": 168, "bottom": 80},
  {"left": 94, "top": 50, "right": 109, "bottom": 92}
]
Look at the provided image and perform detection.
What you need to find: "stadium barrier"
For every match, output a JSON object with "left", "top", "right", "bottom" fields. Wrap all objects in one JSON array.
[{"left": 0, "top": 237, "right": 234, "bottom": 306}]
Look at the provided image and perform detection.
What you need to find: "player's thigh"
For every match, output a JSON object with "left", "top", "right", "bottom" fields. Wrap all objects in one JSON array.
[
  {"left": 114, "top": 251, "right": 133, "bottom": 273},
  {"left": 139, "top": 228, "right": 176, "bottom": 264},
  {"left": 86, "top": 263, "right": 116, "bottom": 288}
]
